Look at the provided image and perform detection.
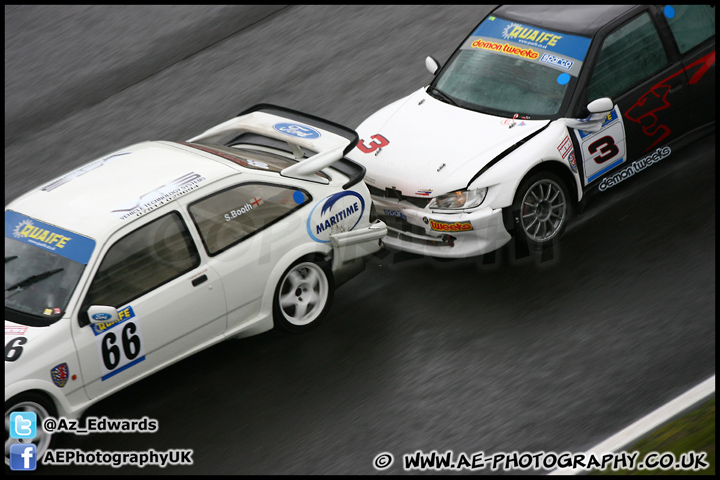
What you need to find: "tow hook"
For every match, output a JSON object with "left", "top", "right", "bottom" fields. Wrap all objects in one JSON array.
[{"left": 441, "top": 235, "right": 456, "bottom": 247}]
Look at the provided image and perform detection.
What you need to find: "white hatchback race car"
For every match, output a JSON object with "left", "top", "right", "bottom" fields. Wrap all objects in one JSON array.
[
  {"left": 4, "top": 104, "right": 386, "bottom": 465},
  {"left": 348, "top": 5, "right": 715, "bottom": 258}
]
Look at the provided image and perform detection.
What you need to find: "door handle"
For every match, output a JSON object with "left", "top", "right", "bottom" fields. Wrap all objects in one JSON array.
[{"left": 191, "top": 274, "right": 208, "bottom": 287}]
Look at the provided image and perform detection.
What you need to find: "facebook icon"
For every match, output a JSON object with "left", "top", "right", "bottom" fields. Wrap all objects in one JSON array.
[{"left": 10, "top": 443, "right": 37, "bottom": 471}]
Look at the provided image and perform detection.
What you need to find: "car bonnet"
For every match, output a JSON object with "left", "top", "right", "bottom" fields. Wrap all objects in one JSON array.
[{"left": 353, "top": 88, "right": 549, "bottom": 196}]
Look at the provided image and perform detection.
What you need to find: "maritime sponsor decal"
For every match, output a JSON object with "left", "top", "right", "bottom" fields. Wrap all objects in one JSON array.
[
  {"left": 599, "top": 146, "right": 671, "bottom": 191},
  {"left": 306, "top": 191, "right": 365, "bottom": 243},
  {"left": 429, "top": 220, "right": 474, "bottom": 232},
  {"left": 112, "top": 172, "right": 206, "bottom": 220},
  {"left": 273, "top": 123, "right": 321, "bottom": 139},
  {"left": 6, "top": 210, "right": 95, "bottom": 264}
]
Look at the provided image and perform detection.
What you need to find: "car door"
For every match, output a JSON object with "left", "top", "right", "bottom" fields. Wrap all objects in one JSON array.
[
  {"left": 72, "top": 209, "right": 226, "bottom": 400},
  {"left": 187, "top": 181, "right": 313, "bottom": 333},
  {"left": 573, "top": 9, "right": 691, "bottom": 188}
]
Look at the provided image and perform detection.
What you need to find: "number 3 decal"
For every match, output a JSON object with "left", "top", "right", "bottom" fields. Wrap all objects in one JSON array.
[
  {"left": 588, "top": 136, "right": 620, "bottom": 164},
  {"left": 357, "top": 134, "right": 389, "bottom": 154}
]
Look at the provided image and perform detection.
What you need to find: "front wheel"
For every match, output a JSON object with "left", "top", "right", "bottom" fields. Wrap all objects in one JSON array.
[
  {"left": 5, "top": 393, "right": 57, "bottom": 468},
  {"left": 273, "top": 257, "right": 334, "bottom": 333},
  {"left": 507, "top": 172, "right": 573, "bottom": 252}
]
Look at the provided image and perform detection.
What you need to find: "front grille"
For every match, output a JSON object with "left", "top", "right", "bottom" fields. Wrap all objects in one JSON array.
[
  {"left": 377, "top": 214, "right": 427, "bottom": 236},
  {"left": 367, "top": 185, "right": 431, "bottom": 209},
  {"left": 387, "top": 229, "right": 449, "bottom": 247}
]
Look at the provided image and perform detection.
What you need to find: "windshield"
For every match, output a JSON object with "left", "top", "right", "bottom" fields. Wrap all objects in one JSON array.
[
  {"left": 5, "top": 211, "right": 95, "bottom": 325},
  {"left": 432, "top": 16, "right": 592, "bottom": 118}
]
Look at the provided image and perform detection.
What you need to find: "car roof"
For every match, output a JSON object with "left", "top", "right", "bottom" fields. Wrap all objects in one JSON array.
[
  {"left": 7, "top": 141, "right": 241, "bottom": 241},
  {"left": 492, "top": 4, "right": 641, "bottom": 37}
]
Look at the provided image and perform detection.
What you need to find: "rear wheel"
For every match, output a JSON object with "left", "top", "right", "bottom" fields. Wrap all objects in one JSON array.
[
  {"left": 5, "top": 392, "right": 57, "bottom": 467},
  {"left": 273, "top": 257, "right": 334, "bottom": 333}
]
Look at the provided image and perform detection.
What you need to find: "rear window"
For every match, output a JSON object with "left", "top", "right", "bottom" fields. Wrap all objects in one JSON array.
[{"left": 182, "top": 142, "right": 331, "bottom": 181}]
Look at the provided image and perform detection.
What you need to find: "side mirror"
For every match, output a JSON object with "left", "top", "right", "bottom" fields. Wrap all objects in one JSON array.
[
  {"left": 87, "top": 305, "right": 119, "bottom": 323},
  {"left": 587, "top": 97, "right": 613, "bottom": 114},
  {"left": 425, "top": 56, "right": 441, "bottom": 75},
  {"left": 565, "top": 97, "right": 615, "bottom": 132}
]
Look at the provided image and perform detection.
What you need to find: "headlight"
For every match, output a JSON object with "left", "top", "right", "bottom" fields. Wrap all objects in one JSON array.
[{"left": 428, "top": 188, "right": 487, "bottom": 210}]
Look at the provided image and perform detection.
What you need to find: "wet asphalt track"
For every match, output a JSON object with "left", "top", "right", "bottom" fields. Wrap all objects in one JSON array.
[{"left": 5, "top": 5, "right": 715, "bottom": 474}]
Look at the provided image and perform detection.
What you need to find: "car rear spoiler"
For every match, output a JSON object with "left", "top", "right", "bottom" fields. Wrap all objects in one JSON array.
[{"left": 187, "top": 104, "right": 364, "bottom": 187}]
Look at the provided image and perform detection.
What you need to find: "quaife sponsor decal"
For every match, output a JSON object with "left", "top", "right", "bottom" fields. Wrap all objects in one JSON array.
[
  {"left": 599, "top": 146, "right": 671, "bottom": 191},
  {"left": 467, "top": 16, "right": 591, "bottom": 76},
  {"left": 307, "top": 191, "right": 365, "bottom": 243},
  {"left": 5, "top": 210, "right": 96, "bottom": 264},
  {"left": 429, "top": 220, "right": 474, "bottom": 232}
]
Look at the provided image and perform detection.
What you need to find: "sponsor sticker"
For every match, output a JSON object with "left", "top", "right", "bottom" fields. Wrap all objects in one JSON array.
[
  {"left": 112, "top": 172, "right": 206, "bottom": 220},
  {"left": 557, "top": 135, "right": 573, "bottom": 159},
  {"left": 89, "top": 305, "right": 146, "bottom": 381},
  {"left": 6, "top": 210, "right": 96, "bottom": 265},
  {"left": 5, "top": 326, "right": 28, "bottom": 336},
  {"left": 307, "top": 191, "right": 365, "bottom": 243},
  {"left": 466, "top": 16, "right": 591, "bottom": 76},
  {"left": 51, "top": 363, "right": 69, "bottom": 388},
  {"left": 383, "top": 209, "right": 408, "bottom": 221},
  {"left": 429, "top": 220, "right": 474, "bottom": 232},
  {"left": 599, "top": 146, "right": 671, "bottom": 191}
]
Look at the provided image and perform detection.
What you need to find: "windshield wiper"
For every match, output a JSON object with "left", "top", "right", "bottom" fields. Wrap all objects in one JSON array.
[
  {"left": 5, "top": 256, "right": 18, "bottom": 263},
  {"left": 427, "top": 86, "right": 458, "bottom": 106},
  {"left": 6, "top": 268, "right": 64, "bottom": 292}
]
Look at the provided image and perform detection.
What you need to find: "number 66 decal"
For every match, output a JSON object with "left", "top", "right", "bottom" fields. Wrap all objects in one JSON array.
[{"left": 94, "top": 307, "right": 146, "bottom": 380}]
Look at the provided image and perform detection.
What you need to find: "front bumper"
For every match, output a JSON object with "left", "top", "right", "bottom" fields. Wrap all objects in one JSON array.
[{"left": 372, "top": 196, "right": 511, "bottom": 258}]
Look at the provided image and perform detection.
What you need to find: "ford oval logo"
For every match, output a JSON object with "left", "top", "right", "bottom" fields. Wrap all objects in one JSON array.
[
  {"left": 92, "top": 313, "right": 112, "bottom": 321},
  {"left": 273, "top": 123, "right": 321, "bottom": 139}
]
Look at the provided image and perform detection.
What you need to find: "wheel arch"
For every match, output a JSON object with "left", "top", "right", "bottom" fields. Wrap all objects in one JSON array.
[{"left": 502, "top": 159, "right": 579, "bottom": 235}]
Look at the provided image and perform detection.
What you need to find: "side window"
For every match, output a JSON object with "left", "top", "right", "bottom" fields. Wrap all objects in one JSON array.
[
  {"left": 587, "top": 13, "right": 669, "bottom": 101},
  {"left": 84, "top": 212, "right": 199, "bottom": 309},
  {"left": 189, "top": 183, "right": 311, "bottom": 256},
  {"left": 663, "top": 5, "right": 715, "bottom": 54}
]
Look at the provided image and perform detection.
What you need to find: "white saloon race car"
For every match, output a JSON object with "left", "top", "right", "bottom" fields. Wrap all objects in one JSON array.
[
  {"left": 4, "top": 104, "right": 386, "bottom": 465},
  {"left": 348, "top": 5, "right": 715, "bottom": 258}
]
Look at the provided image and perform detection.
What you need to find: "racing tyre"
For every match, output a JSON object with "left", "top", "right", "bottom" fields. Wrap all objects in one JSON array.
[
  {"left": 273, "top": 257, "right": 334, "bottom": 333},
  {"left": 5, "top": 392, "right": 57, "bottom": 468},
  {"left": 507, "top": 172, "right": 573, "bottom": 253}
]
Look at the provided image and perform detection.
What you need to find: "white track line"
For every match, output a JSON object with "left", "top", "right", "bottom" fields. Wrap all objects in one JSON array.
[{"left": 549, "top": 374, "right": 715, "bottom": 475}]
